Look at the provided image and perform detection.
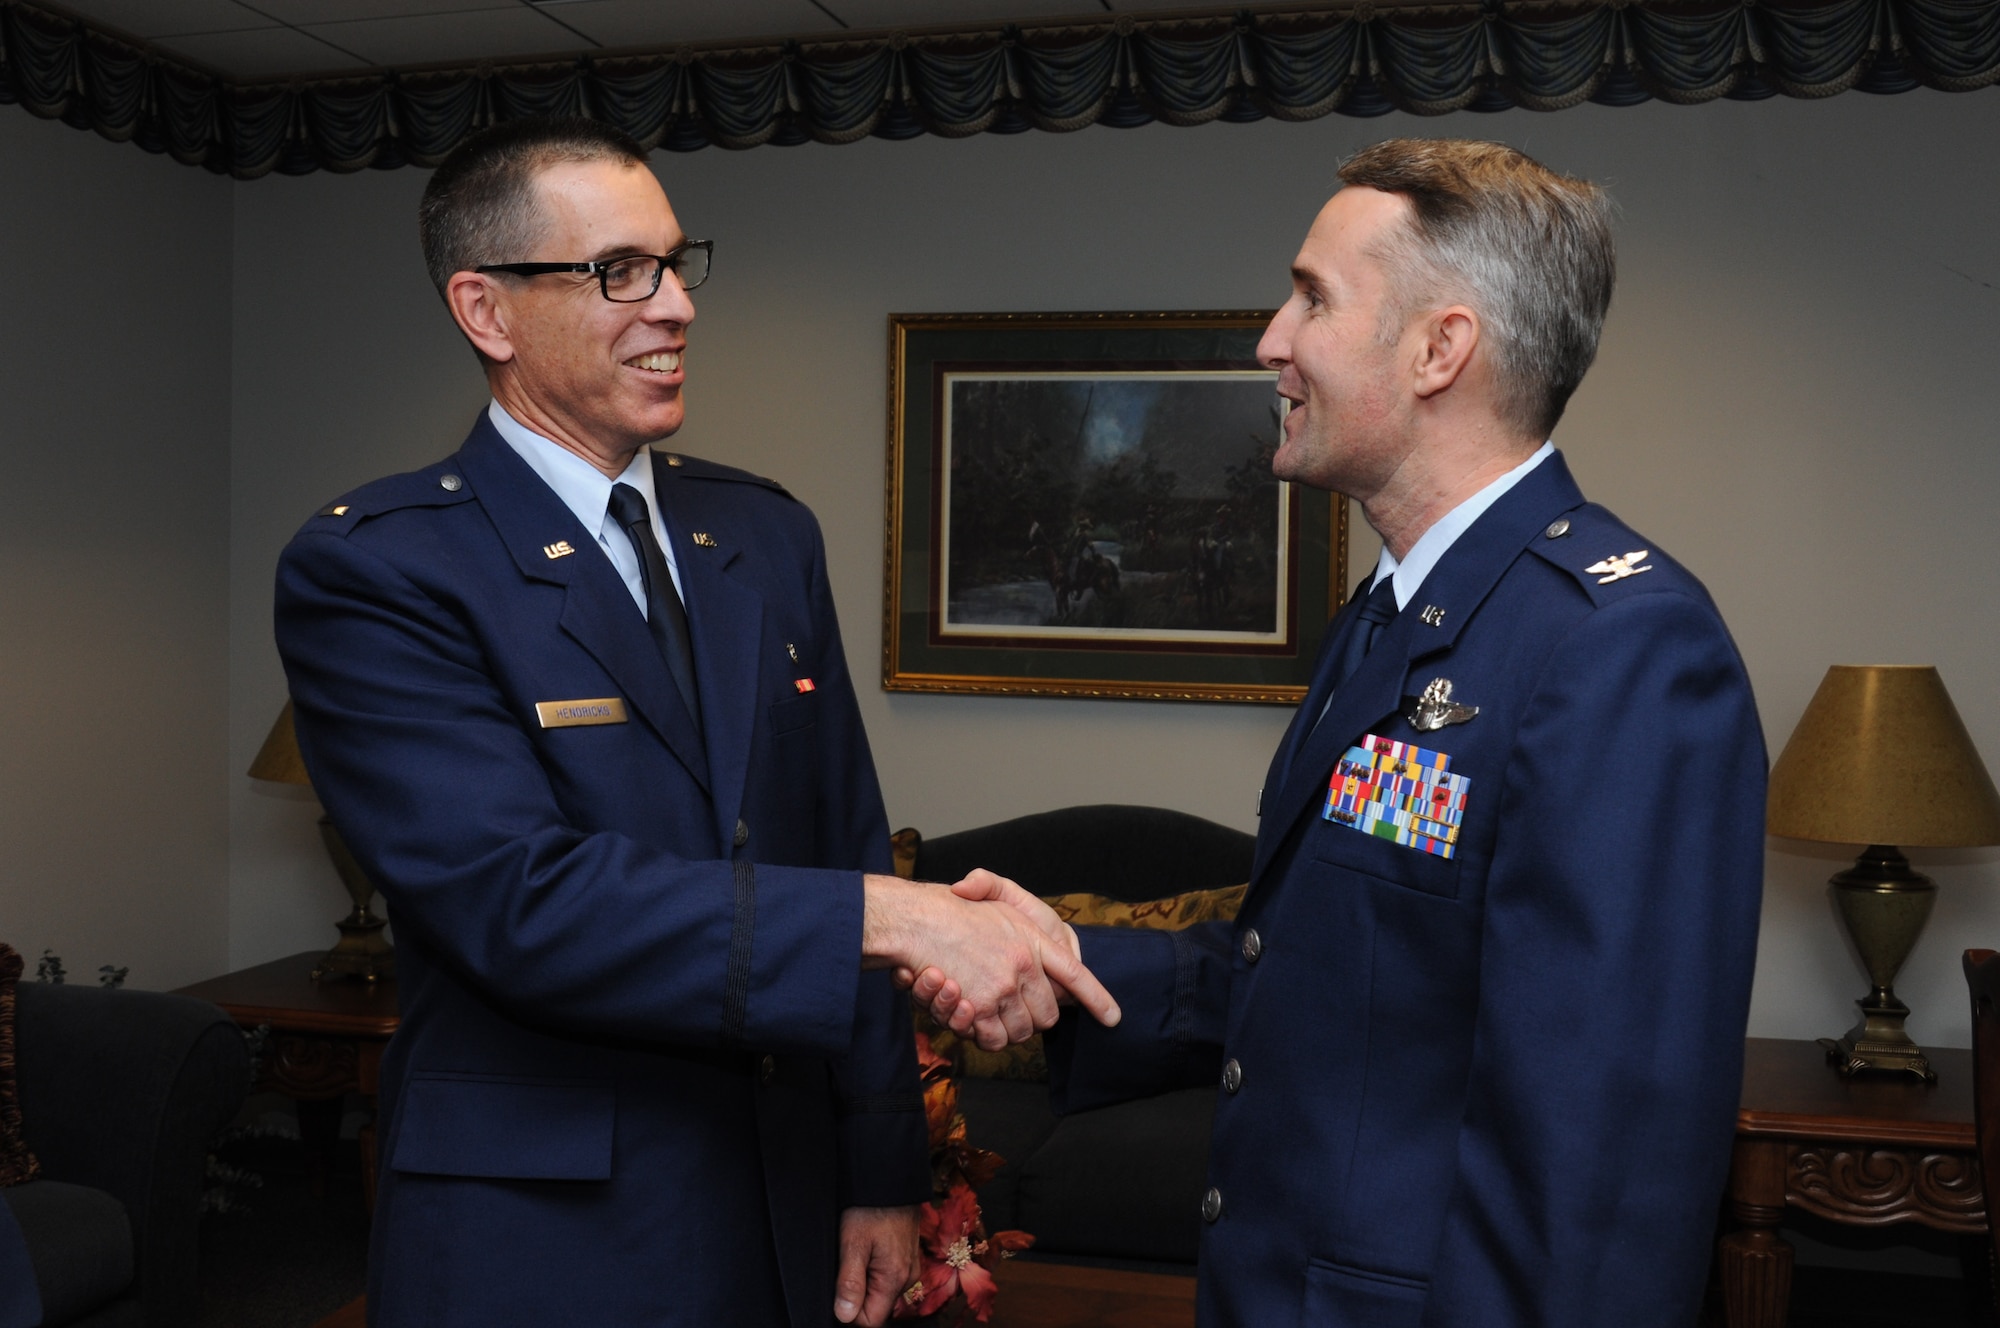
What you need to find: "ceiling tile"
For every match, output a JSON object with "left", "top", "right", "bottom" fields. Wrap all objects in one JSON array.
[
  {"left": 825, "top": 0, "right": 1110, "bottom": 30},
  {"left": 543, "top": 0, "right": 844, "bottom": 49},
  {"left": 151, "top": 25, "right": 365, "bottom": 77},
  {"left": 48, "top": 0, "right": 276, "bottom": 39},
  {"left": 300, "top": 8, "right": 591, "bottom": 65},
  {"left": 254, "top": 0, "right": 517, "bottom": 21}
]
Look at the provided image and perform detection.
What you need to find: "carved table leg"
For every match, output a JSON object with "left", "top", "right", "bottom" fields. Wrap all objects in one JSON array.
[{"left": 1720, "top": 1138, "right": 1793, "bottom": 1328}]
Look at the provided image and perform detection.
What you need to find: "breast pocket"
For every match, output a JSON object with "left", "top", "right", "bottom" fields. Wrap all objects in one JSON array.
[
  {"left": 1308, "top": 814, "right": 1463, "bottom": 901},
  {"left": 390, "top": 1073, "right": 614, "bottom": 1181}
]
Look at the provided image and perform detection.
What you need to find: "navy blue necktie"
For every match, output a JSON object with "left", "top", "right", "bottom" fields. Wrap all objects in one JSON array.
[
  {"left": 1293, "top": 574, "right": 1402, "bottom": 760},
  {"left": 1329, "top": 574, "right": 1402, "bottom": 695},
  {"left": 607, "top": 482, "right": 702, "bottom": 735}
]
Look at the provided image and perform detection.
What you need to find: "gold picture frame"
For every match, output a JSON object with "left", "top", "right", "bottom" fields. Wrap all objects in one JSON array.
[{"left": 883, "top": 311, "right": 1349, "bottom": 704}]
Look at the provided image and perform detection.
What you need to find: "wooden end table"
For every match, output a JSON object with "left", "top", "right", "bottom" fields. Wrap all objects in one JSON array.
[
  {"left": 1723, "top": 1036, "right": 1986, "bottom": 1328},
  {"left": 176, "top": 950, "right": 399, "bottom": 1211}
]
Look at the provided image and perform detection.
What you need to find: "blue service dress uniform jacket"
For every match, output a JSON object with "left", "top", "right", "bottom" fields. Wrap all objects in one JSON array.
[
  {"left": 1049, "top": 452, "right": 1765, "bottom": 1327},
  {"left": 274, "top": 415, "right": 929, "bottom": 1328}
]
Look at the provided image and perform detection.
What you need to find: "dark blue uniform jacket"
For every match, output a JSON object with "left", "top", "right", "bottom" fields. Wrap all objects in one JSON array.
[
  {"left": 274, "top": 416, "right": 928, "bottom": 1327},
  {"left": 1051, "top": 453, "right": 1765, "bottom": 1327}
]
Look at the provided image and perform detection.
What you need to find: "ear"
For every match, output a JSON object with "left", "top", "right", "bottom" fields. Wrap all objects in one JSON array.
[
  {"left": 1411, "top": 305, "right": 1479, "bottom": 401},
  {"left": 445, "top": 271, "right": 518, "bottom": 364}
]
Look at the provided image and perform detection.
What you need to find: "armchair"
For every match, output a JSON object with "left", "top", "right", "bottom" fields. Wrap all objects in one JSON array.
[{"left": 2, "top": 981, "right": 250, "bottom": 1328}]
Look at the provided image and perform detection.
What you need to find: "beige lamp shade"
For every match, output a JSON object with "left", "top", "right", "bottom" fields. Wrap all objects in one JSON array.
[
  {"left": 247, "top": 700, "right": 312, "bottom": 787},
  {"left": 1768, "top": 665, "right": 2000, "bottom": 847}
]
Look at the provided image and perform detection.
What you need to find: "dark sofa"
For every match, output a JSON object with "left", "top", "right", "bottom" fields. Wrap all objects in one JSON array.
[
  {"left": 907, "top": 803, "right": 1253, "bottom": 1268},
  {"left": 3, "top": 982, "right": 250, "bottom": 1328}
]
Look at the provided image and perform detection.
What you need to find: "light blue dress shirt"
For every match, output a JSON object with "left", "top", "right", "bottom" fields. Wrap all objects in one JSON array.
[
  {"left": 487, "top": 399, "right": 685, "bottom": 613},
  {"left": 1365, "top": 440, "right": 1555, "bottom": 607}
]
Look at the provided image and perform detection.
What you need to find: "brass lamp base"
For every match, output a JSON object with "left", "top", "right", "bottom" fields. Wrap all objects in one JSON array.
[
  {"left": 1820, "top": 845, "right": 1935, "bottom": 1083},
  {"left": 310, "top": 816, "right": 394, "bottom": 984},
  {"left": 1817, "top": 995, "right": 1935, "bottom": 1083}
]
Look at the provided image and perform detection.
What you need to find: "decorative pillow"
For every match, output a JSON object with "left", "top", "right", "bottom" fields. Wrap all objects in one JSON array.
[
  {"left": 917, "top": 883, "right": 1250, "bottom": 1083},
  {"left": 0, "top": 944, "right": 39, "bottom": 1186}
]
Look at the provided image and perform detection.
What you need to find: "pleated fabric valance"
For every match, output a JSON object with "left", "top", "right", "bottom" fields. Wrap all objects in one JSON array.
[{"left": 0, "top": 0, "right": 1993, "bottom": 178}]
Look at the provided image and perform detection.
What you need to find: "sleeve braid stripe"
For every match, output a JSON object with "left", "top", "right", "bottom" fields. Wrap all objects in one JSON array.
[
  {"left": 1170, "top": 928, "right": 1198, "bottom": 1049},
  {"left": 722, "top": 861, "right": 756, "bottom": 1045}
]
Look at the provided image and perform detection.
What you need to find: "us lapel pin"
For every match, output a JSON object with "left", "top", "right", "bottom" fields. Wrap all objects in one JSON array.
[
  {"left": 543, "top": 540, "right": 575, "bottom": 559},
  {"left": 691, "top": 532, "right": 717, "bottom": 548}
]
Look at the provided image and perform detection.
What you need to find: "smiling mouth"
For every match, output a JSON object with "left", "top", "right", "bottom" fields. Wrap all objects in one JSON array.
[{"left": 625, "top": 351, "right": 682, "bottom": 374}]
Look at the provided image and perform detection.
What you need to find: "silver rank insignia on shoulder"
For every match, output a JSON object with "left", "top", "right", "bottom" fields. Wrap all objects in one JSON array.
[
  {"left": 1409, "top": 677, "right": 1479, "bottom": 733},
  {"left": 1584, "top": 549, "right": 1652, "bottom": 584},
  {"left": 691, "top": 532, "right": 717, "bottom": 548},
  {"left": 543, "top": 540, "right": 575, "bottom": 560}
]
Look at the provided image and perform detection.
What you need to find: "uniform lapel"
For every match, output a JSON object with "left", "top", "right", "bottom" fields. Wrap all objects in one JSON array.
[
  {"left": 457, "top": 421, "right": 711, "bottom": 792},
  {"left": 653, "top": 465, "right": 763, "bottom": 857},
  {"left": 1249, "top": 454, "right": 1588, "bottom": 885}
]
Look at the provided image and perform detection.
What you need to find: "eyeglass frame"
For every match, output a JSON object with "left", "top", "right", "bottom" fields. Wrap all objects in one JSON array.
[{"left": 474, "top": 239, "right": 713, "bottom": 302}]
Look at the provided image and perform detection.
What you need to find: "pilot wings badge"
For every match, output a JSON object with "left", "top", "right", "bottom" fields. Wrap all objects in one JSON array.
[
  {"left": 1409, "top": 677, "right": 1479, "bottom": 733},
  {"left": 1584, "top": 549, "right": 1653, "bottom": 584}
]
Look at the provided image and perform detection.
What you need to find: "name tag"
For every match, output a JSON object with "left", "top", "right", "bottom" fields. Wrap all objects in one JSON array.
[{"left": 535, "top": 697, "right": 628, "bottom": 729}]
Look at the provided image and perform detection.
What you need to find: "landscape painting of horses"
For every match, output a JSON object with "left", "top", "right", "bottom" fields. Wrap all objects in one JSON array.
[
  {"left": 884, "top": 312, "right": 1346, "bottom": 704},
  {"left": 937, "top": 371, "right": 1287, "bottom": 643}
]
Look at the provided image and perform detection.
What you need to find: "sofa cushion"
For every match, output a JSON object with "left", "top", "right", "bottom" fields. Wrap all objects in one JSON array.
[
  {"left": 1012, "top": 1087, "right": 1215, "bottom": 1264},
  {"left": 0, "top": 1180, "right": 134, "bottom": 1324},
  {"left": 1045, "top": 883, "right": 1247, "bottom": 931}
]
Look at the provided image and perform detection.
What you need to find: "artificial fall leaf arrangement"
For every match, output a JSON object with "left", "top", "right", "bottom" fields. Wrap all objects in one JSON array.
[{"left": 893, "top": 1033, "right": 1035, "bottom": 1323}]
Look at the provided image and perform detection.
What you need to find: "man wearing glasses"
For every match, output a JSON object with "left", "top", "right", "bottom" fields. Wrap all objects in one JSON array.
[{"left": 274, "top": 118, "right": 1114, "bottom": 1328}]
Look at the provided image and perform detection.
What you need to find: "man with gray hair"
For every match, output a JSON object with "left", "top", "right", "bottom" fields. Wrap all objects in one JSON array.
[{"left": 922, "top": 139, "right": 1765, "bottom": 1324}]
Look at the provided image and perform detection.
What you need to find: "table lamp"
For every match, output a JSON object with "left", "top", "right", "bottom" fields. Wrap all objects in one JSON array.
[
  {"left": 1767, "top": 665, "right": 2000, "bottom": 1082},
  {"left": 248, "top": 701, "right": 395, "bottom": 983}
]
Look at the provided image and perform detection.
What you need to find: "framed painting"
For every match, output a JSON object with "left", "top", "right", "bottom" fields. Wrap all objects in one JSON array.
[{"left": 883, "top": 311, "right": 1350, "bottom": 704}]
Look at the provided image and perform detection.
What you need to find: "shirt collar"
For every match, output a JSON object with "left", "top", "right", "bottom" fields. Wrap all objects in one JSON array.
[
  {"left": 1371, "top": 441, "right": 1555, "bottom": 609},
  {"left": 487, "top": 399, "right": 656, "bottom": 538}
]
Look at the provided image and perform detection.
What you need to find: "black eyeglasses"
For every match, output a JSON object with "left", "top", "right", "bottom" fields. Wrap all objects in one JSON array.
[{"left": 476, "top": 239, "right": 712, "bottom": 302}]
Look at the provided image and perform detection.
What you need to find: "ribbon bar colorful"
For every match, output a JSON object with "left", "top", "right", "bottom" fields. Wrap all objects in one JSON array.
[{"left": 1324, "top": 733, "right": 1470, "bottom": 860}]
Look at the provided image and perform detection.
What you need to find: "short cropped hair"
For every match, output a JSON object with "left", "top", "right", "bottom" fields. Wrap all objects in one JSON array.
[
  {"left": 1338, "top": 139, "right": 1615, "bottom": 440},
  {"left": 418, "top": 117, "right": 648, "bottom": 296}
]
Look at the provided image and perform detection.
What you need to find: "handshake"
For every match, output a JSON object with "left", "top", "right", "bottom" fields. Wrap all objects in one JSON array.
[{"left": 861, "top": 870, "right": 1121, "bottom": 1050}]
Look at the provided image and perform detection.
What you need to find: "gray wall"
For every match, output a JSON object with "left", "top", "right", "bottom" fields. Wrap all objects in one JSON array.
[
  {"left": 221, "top": 89, "right": 2000, "bottom": 1050},
  {"left": 0, "top": 111, "right": 233, "bottom": 990}
]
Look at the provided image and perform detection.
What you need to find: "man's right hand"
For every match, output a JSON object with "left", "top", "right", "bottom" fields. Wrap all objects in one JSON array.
[{"left": 861, "top": 873, "right": 1119, "bottom": 1051}]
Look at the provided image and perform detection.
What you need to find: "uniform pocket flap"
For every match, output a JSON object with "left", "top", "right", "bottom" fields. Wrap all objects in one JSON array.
[
  {"left": 390, "top": 1074, "right": 614, "bottom": 1180},
  {"left": 768, "top": 690, "right": 819, "bottom": 736},
  {"left": 1303, "top": 1258, "right": 1429, "bottom": 1327}
]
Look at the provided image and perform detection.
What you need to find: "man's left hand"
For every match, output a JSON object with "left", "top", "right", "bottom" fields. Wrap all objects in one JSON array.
[{"left": 835, "top": 1204, "right": 920, "bottom": 1325}]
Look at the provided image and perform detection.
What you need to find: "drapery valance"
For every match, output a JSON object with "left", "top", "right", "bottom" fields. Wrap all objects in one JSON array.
[{"left": 0, "top": 0, "right": 1992, "bottom": 178}]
